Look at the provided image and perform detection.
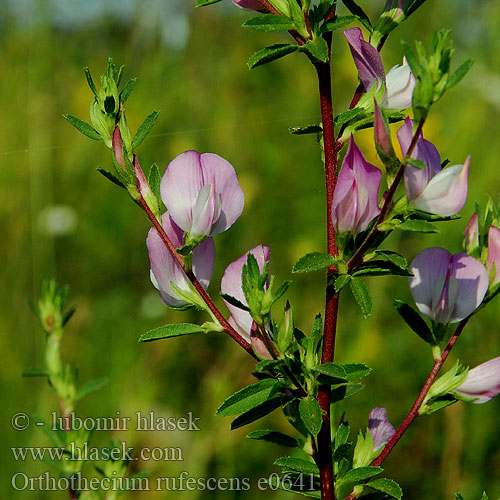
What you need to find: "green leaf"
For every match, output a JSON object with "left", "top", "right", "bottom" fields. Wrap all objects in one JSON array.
[
  {"left": 446, "top": 59, "right": 474, "bottom": 91},
  {"left": 395, "top": 219, "right": 438, "bottom": 233},
  {"left": 352, "top": 261, "right": 412, "bottom": 278},
  {"left": 62, "top": 305, "right": 77, "bottom": 326},
  {"left": 76, "top": 377, "right": 109, "bottom": 401},
  {"left": 394, "top": 300, "right": 433, "bottom": 343},
  {"left": 338, "top": 466, "right": 383, "bottom": 485},
  {"left": 132, "top": 110, "right": 160, "bottom": 150},
  {"left": 341, "top": 0, "right": 372, "bottom": 32},
  {"left": 246, "top": 429, "right": 299, "bottom": 447},
  {"left": 84, "top": 67, "right": 97, "bottom": 97},
  {"left": 139, "top": 323, "right": 204, "bottom": 342},
  {"left": 248, "top": 44, "right": 298, "bottom": 69},
  {"left": 334, "top": 421, "right": 350, "bottom": 450},
  {"left": 231, "top": 397, "right": 285, "bottom": 430},
  {"left": 343, "top": 363, "right": 372, "bottom": 382},
  {"left": 255, "top": 359, "right": 285, "bottom": 372},
  {"left": 63, "top": 114, "right": 101, "bottom": 141},
  {"left": 220, "top": 293, "right": 250, "bottom": 312},
  {"left": 289, "top": 124, "right": 322, "bottom": 135},
  {"left": 21, "top": 368, "right": 49, "bottom": 377},
  {"left": 119, "top": 77, "right": 137, "bottom": 104},
  {"left": 216, "top": 379, "right": 280, "bottom": 417},
  {"left": 302, "top": 37, "right": 329, "bottom": 63},
  {"left": 313, "top": 363, "right": 348, "bottom": 384},
  {"left": 292, "top": 252, "right": 336, "bottom": 273},
  {"left": 480, "top": 493, "right": 489, "bottom": 500},
  {"left": 374, "top": 250, "right": 409, "bottom": 271},
  {"left": 243, "top": 14, "right": 295, "bottom": 32},
  {"left": 334, "top": 108, "right": 365, "bottom": 127},
  {"left": 272, "top": 280, "right": 292, "bottom": 304},
  {"left": 349, "top": 277, "right": 372, "bottom": 317},
  {"left": 320, "top": 15, "right": 357, "bottom": 33},
  {"left": 367, "top": 478, "right": 403, "bottom": 499},
  {"left": 274, "top": 457, "right": 319, "bottom": 475},
  {"left": 195, "top": 0, "right": 222, "bottom": 6},
  {"left": 299, "top": 396, "right": 323, "bottom": 436},
  {"left": 331, "top": 383, "right": 364, "bottom": 403},
  {"left": 454, "top": 495, "right": 464, "bottom": 500},
  {"left": 148, "top": 163, "right": 162, "bottom": 203},
  {"left": 96, "top": 167, "right": 127, "bottom": 189},
  {"left": 334, "top": 274, "right": 352, "bottom": 292}
]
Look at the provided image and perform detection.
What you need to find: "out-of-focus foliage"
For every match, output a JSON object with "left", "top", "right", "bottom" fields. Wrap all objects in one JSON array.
[{"left": 1, "top": 0, "right": 500, "bottom": 498}]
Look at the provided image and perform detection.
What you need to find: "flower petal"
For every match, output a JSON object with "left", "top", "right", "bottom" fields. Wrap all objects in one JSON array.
[
  {"left": 455, "top": 357, "right": 500, "bottom": 404},
  {"left": 343, "top": 27, "right": 385, "bottom": 92},
  {"left": 488, "top": 225, "right": 500, "bottom": 286},
  {"left": 381, "top": 62, "right": 415, "bottom": 110},
  {"left": 160, "top": 151, "right": 204, "bottom": 233},
  {"left": 368, "top": 407, "right": 395, "bottom": 452},
  {"left": 413, "top": 157, "right": 469, "bottom": 216},
  {"left": 232, "top": 0, "right": 263, "bottom": 9}
]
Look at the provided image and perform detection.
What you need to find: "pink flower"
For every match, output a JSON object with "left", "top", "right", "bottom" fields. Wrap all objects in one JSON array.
[
  {"left": 409, "top": 248, "right": 489, "bottom": 324},
  {"left": 331, "top": 136, "right": 381, "bottom": 234},
  {"left": 488, "top": 226, "right": 500, "bottom": 287},
  {"left": 343, "top": 27, "right": 414, "bottom": 109},
  {"left": 455, "top": 357, "right": 500, "bottom": 404},
  {"left": 368, "top": 407, "right": 395, "bottom": 452},
  {"left": 147, "top": 213, "right": 215, "bottom": 308},
  {"left": 221, "top": 245, "right": 270, "bottom": 341},
  {"left": 398, "top": 118, "right": 469, "bottom": 216},
  {"left": 464, "top": 212, "right": 479, "bottom": 255},
  {"left": 160, "top": 151, "right": 244, "bottom": 240}
]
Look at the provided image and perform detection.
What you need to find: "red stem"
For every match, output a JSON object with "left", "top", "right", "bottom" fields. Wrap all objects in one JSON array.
[
  {"left": 137, "top": 196, "right": 256, "bottom": 357},
  {"left": 344, "top": 318, "right": 470, "bottom": 500}
]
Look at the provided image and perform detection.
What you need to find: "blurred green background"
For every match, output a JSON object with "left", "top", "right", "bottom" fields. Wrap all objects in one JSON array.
[{"left": 2, "top": 0, "right": 500, "bottom": 498}]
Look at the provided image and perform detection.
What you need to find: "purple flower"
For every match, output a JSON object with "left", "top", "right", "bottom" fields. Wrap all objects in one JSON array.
[
  {"left": 232, "top": 0, "right": 264, "bottom": 9},
  {"left": 398, "top": 118, "right": 469, "bottom": 216},
  {"left": 368, "top": 407, "right": 395, "bottom": 452},
  {"left": 221, "top": 245, "right": 270, "bottom": 341},
  {"left": 488, "top": 225, "right": 500, "bottom": 286},
  {"left": 331, "top": 136, "right": 381, "bottom": 234},
  {"left": 464, "top": 212, "right": 479, "bottom": 255},
  {"left": 343, "top": 27, "right": 414, "bottom": 109},
  {"left": 160, "top": 151, "right": 244, "bottom": 240},
  {"left": 454, "top": 357, "right": 500, "bottom": 404},
  {"left": 409, "top": 247, "right": 489, "bottom": 324},
  {"left": 147, "top": 213, "right": 215, "bottom": 308}
]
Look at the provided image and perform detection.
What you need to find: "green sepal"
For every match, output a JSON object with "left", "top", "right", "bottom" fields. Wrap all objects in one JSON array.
[
  {"left": 248, "top": 44, "right": 299, "bottom": 69},
  {"left": 349, "top": 277, "right": 372, "bottom": 317},
  {"left": 366, "top": 478, "right": 403, "bottom": 499},
  {"left": 119, "top": 77, "right": 137, "bottom": 104},
  {"left": 292, "top": 252, "right": 336, "bottom": 273},
  {"left": 132, "top": 110, "right": 160, "bottom": 151},
  {"left": 246, "top": 429, "right": 300, "bottom": 447},
  {"left": 299, "top": 396, "right": 323, "bottom": 436},
  {"left": 63, "top": 114, "right": 102, "bottom": 141},
  {"left": 242, "top": 14, "right": 295, "bottom": 32},
  {"left": 139, "top": 323, "right": 204, "bottom": 342},
  {"left": 216, "top": 378, "right": 280, "bottom": 417},
  {"left": 405, "top": 157, "right": 426, "bottom": 170},
  {"left": 394, "top": 300, "right": 433, "bottom": 344},
  {"left": 274, "top": 457, "right": 319, "bottom": 475},
  {"left": 75, "top": 377, "right": 109, "bottom": 401}
]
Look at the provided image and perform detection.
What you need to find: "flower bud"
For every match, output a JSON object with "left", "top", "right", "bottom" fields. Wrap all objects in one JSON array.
[
  {"left": 487, "top": 225, "right": 500, "bottom": 286},
  {"left": 134, "top": 157, "right": 160, "bottom": 219},
  {"left": 408, "top": 247, "right": 489, "bottom": 324},
  {"left": 464, "top": 212, "right": 479, "bottom": 255},
  {"left": 454, "top": 357, "right": 500, "bottom": 404},
  {"left": 232, "top": 0, "right": 264, "bottom": 10},
  {"left": 331, "top": 136, "right": 381, "bottom": 235}
]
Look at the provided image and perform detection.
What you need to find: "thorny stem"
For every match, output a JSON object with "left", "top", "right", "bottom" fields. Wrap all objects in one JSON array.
[
  {"left": 137, "top": 195, "right": 256, "bottom": 358},
  {"left": 347, "top": 119, "right": 425, "bottom": 273},
  {"left": 344, "top": 317, "right": 470, "bottom": 500}
]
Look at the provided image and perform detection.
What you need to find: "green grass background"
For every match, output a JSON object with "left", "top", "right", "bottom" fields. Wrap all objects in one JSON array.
[{"left": 2, "top": 0, "right": 500, "bottom": 498}]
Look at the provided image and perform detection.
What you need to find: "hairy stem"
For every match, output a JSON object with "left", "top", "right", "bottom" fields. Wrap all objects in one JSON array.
[
  {"left": 138, "top": 196, "right": 256, "bottom": 357},
  {"left": 344, "top": 318, "right": 470, "bottom": 500}
]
